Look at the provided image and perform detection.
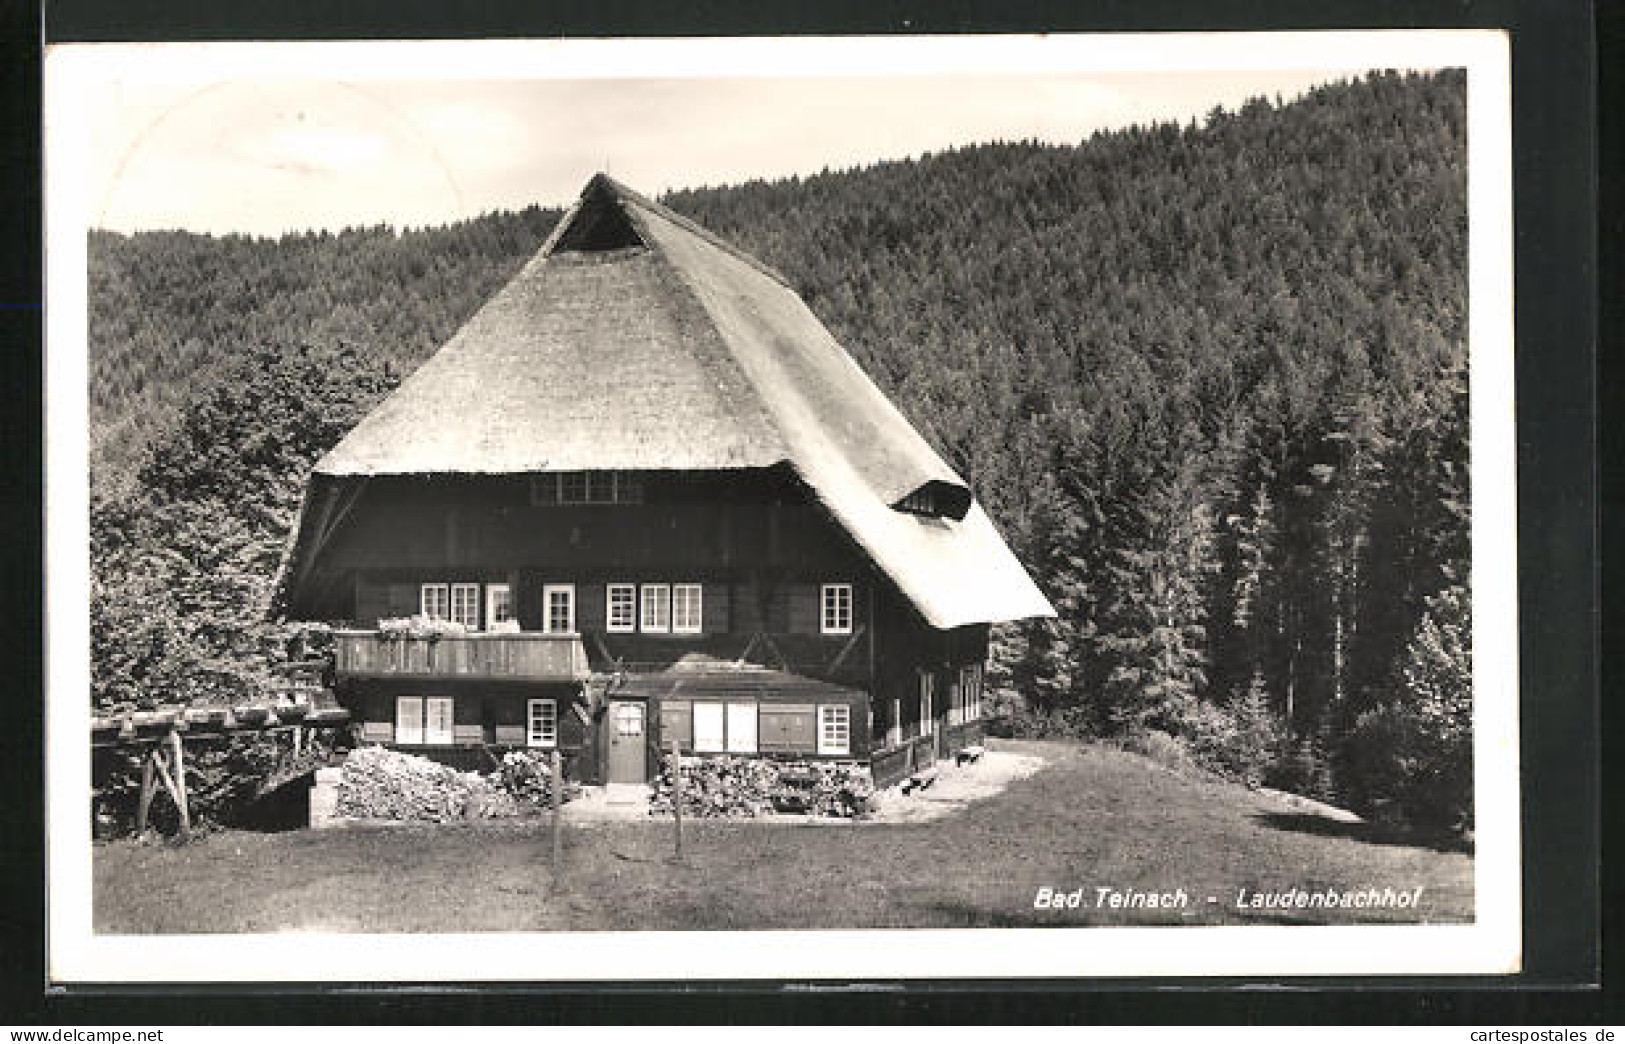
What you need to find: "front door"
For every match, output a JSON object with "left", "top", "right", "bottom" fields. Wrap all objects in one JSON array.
[{"left": 607, "top": 701, "right": 647, "bottom": 783}]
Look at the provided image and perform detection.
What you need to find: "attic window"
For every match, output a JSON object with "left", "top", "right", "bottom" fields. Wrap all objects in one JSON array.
[
  {"left": 896, "top": 489, "right": 939, "bottom": 516},
  {"left": 892, "top": 481, "right": 973, "bottom": 521},
  {"left": 531, "top": 471, "right": 644, "bottom": 505},
  {"left": 553, "top": 198, "right": 646, "bottom": 253}
]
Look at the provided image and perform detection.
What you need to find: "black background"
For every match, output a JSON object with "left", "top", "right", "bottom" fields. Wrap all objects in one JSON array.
[{"left": 3, "top": 0, "right": 1607, "bottom": 1024}]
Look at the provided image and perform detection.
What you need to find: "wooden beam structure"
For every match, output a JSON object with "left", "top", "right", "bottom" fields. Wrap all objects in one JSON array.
[{"left": 97, "top": 702, "right": 353, "bottom": 839}]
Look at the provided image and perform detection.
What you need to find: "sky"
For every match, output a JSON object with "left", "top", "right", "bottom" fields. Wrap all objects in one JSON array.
[{"left": 75, "top": 45, "right": 1380, "bottom": 237}]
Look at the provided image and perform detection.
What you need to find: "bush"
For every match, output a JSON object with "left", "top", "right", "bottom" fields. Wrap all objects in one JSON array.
[
  {"left": 1119, "top": 728, "right": 1200, "bottom": 775},
  {"left": 986, "top": 700, "right": 1098, "bottom": 740},
  {"left": 1339, "top": 585, "right": 1472, "bottom": 831},
  {"left": 1178, "top": 675, "right": 1283, "bottom": 788}
]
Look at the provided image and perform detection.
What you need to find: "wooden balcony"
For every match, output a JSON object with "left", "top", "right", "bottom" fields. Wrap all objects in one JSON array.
[{"left": 333, "top": 630, "right": 591, "bottom": 683}]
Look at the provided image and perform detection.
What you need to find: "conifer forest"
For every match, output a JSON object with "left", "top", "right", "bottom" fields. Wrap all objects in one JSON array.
[{"left": 88, "top": 70, "right": 1472, "bottom": 831}]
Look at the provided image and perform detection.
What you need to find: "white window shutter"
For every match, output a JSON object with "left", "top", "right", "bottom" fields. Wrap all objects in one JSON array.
[
  {"left": 425, "top": 697, "right": 454, "bottom": 744},
  {"left": 396, "top": 696, "right": 423, "bottom": 745},
  {"left": 693, "top": 702, "right": 725, "bottom": 753},
  {"left": 726, "top": 702, "right": 758, "bottom": 753}
]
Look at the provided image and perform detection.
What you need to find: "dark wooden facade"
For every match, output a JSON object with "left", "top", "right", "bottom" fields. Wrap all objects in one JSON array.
[{"left": 319, "top": 468, "right": 990, "bottom": 784}]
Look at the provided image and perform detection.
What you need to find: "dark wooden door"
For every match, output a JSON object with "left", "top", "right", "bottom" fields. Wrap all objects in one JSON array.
[{"left": 607, "top": 701, "right": 647, "bottom": 783}]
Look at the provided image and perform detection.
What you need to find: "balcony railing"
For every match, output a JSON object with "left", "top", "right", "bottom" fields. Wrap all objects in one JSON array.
[{"left": 333, "top": 630, "right": 591, "bottom": 682}]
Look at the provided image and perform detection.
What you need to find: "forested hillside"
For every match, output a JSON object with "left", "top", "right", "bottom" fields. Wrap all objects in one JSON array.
[
  {"left": 88, "top": 207, "right": 559, "bottom": 484},
  {"left": 89, "top": 69, "right": 1470, "bottom": 829}
]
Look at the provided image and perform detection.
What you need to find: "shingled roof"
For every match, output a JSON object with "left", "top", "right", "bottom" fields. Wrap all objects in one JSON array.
[{"left": 281, "top": 175, "right": 1053, "bottom": 629}]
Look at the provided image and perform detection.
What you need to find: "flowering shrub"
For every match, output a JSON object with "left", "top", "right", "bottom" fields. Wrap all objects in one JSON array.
[{"left": 376, "top": 615, "right": 471, "bottom": 640}]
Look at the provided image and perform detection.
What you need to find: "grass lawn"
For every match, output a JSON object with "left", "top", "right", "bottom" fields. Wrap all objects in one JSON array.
[{"left": 94, "top": 739, "right": 1473, "bottom": 933}]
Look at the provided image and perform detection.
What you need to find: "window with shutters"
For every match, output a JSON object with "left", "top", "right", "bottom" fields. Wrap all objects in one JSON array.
[
  {"left": 820, "top": 584, "right": 853, "bottom": 635},
  {"left": 396, "top": 695, "right": 454, "bottom": 745},
  {"left": 606, "top": 584, "right": 636, "bottom": 632},
  {"left": 641, "top": 584, "right": 671, "bottom": 633},
  {"left": 818, "top": 705, "right": 851, "bottom": 756},
  {"left": 527, "top": 698, "right": 557, "bottom": 748},
  {"left": 672, "top": 584, "right": 703, "bottom": 633}
]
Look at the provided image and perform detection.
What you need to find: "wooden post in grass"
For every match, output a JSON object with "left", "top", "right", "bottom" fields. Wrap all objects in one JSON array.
[
  {"left": 549, "top": 747, "right": 562, "bottom": 876},
  {"left": 670, "top": 738, "right": 683, "bottom": 861}
]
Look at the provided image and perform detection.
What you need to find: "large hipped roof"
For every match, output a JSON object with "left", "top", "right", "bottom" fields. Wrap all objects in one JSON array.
[{"left": 287, "top": 175, "right": 1053, "bottom": 628}]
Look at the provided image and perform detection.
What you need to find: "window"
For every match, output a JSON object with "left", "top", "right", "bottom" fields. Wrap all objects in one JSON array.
[
  {"left": 818, "top": 705, "right": 851, "bottom": 756},
  {"left": 543, "top": 584, "right": 576, "bottom": 634},
  {"left": 420, "top": 584, "right": 449, "bottom": 621},
  {"left": 486, "top": 584, "right": 513, "bottom": 630},
  {"left": 613, "top": 702, "right": 644, "bottom": 737},
  {"left": 450, "top": 583, "right": 480, "bottom": 628},
  {"left": 606, "top": 584, "right": 637, "bottom": 633},
  {"left": 672, "top": 584, "right": 703, "bottom": 634},
  {"left": 615, "top": 472, "right": 644, "bottom": 504},
  {"left": 532, "top": 471, "right": 645, "bottom": 505},
  {"left": 821, "top": 583, "right": 853, "bottom": 635},
  {"left": 527, "top": 698, "right": 557, "bottom": 748},
  {"left": 396, "top": 696, "right": 453, "bottom": 745},
  {"left": 558, "top": 472, "right": 588, "bottom": 504},
  {"left": 948, "top": 664, "right": 983, "bottom": 723},
  {"left": 726, "top": 702, "right": 758, "bottom": 754},
  {"left": 897, "top": 488, "right": 937, "bottom": 515},
  {"left": 964, "top": 663, "right": 984, "bottom": 721},
  {"left": 693, "top": 701, "right": 725, "bottom": 753},
  {"left": 641, "top": 584, "right": 671, "bottom": 633}
]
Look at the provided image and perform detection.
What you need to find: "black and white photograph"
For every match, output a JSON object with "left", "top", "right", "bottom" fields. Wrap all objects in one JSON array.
[{"left": 44, "top": 32, "right": 1519, "bottom": 981}]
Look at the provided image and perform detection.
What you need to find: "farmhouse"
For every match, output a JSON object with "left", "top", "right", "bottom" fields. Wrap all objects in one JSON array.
[{"left": 275, "top": 174, "right": 1053, "bottom": 788}]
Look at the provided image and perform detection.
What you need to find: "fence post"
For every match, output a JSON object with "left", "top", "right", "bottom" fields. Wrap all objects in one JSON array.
[
  {"left": 670, "top": 738, "right": 682, "bottom": 861},
  {"left": 550, "top": 747, "right": 563, "bottom": 877}
]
